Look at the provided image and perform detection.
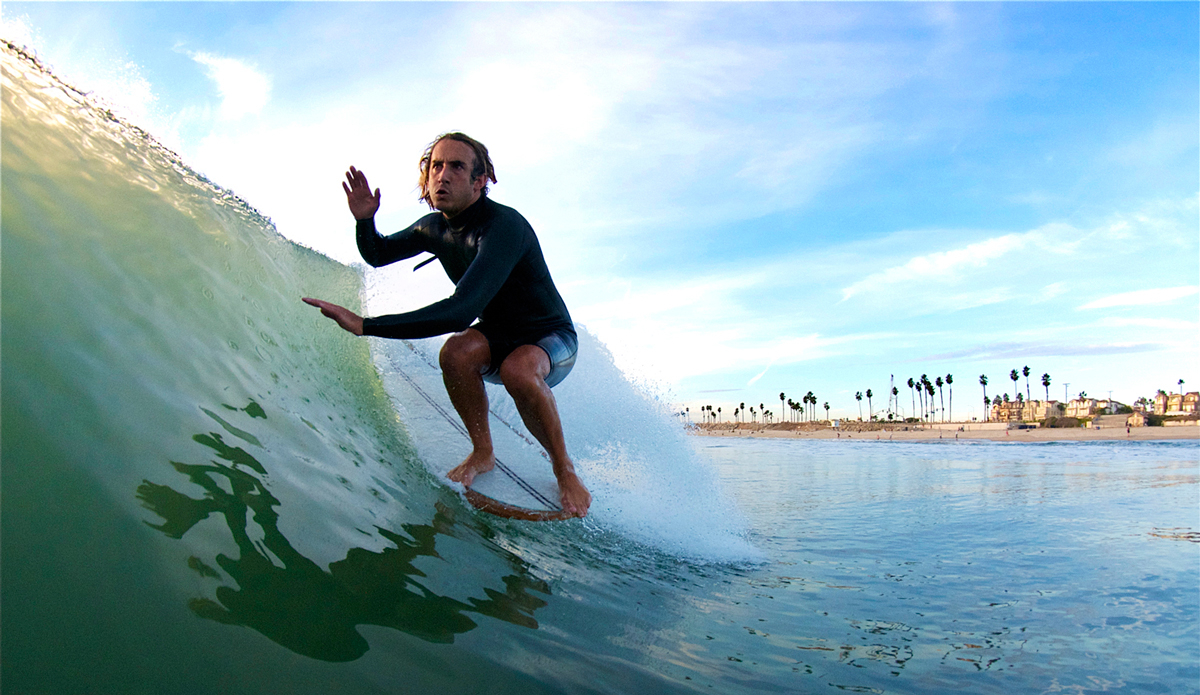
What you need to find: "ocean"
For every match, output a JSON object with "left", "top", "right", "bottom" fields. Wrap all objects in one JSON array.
[{"left": 3, "top": 42, "right": 1198, "bottom": 695}]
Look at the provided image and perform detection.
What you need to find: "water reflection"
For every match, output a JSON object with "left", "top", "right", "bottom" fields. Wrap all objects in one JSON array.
[{"left": 136, "top": 402, "right": 551, "bottom": 662}]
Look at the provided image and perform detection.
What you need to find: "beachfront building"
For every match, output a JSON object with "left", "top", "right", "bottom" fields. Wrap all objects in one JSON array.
[
  {"left": 1066, "top": 397, "right": 1100, "bottom": 419},
  {"left": 1062, "top": 398, "right": 1128, "bottom": 419},
  {"left": 990, "top": 399, "right": 1066, "bottom": 422},
  {"left": 990, "top": 399, "right": 1023, "bottom": 423},
  {"left": 1154, "top": 391, "right": 1200, "bottom": 416},
  {"left": 1028, "top": 400, "right": 1066, "bottom": 420}
]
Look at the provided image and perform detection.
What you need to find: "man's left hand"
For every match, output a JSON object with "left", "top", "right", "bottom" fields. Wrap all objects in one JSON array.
[{"left": 302, "top": 297, "right": 364, "bottom": 336}]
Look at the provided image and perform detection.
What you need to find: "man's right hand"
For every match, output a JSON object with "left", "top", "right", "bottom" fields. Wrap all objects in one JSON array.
[{"left": 343, "top": 166, "right": 381, "bottom": 220}]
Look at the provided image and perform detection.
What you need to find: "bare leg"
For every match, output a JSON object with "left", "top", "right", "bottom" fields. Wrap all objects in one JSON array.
[
  {"left": 440, "top": 329, "right": 495, "bottom": 486},
  {"left": 499, "top": 346, "right": 591, "bottom": 517}
]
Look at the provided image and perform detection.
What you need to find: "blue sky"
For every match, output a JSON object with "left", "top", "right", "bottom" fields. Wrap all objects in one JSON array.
[{"left": 4, "top": 2, "right": 1197, "bottom": 421}]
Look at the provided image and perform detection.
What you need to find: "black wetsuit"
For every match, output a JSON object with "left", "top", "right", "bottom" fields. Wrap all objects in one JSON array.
[{"left": 357, "top": 195, "right": 575, "bottom": 348}]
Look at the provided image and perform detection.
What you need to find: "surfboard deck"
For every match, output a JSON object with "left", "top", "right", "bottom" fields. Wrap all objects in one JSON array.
[{"left": 374, "top": 339, "right": 571, "bottom": 521}]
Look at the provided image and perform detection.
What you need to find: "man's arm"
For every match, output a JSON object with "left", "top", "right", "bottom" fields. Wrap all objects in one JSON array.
[
  {"left": 361, "top": 215, "right": 527, "bottom": 340},
  {"left": 343, "top": 166, "right": 380, "bottom": 220},
  {"left": 302, "top": 298, "right": 363, "bottom": 336},
  {"left": 343, "top": 165, "right": 428, "bottom": 267}
]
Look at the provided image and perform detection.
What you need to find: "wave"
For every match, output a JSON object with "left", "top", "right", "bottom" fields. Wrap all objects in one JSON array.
[{"left": 1, "top": 37, "right": 756, "bottom": 676}]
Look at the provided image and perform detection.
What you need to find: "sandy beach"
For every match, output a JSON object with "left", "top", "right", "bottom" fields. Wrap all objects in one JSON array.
[{"left": 690, "top": 422, "right": 1200, "bottom": 443}]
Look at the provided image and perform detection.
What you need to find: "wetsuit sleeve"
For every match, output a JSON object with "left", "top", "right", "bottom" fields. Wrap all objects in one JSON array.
[
  {"left": 362, "top": 219, "right": 526, "bottom": 340},
  {"left": 356, "top": 217, "right": 427, "bottom": 268}
]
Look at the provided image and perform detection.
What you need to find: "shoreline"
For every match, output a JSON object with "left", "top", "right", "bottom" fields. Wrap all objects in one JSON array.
[{"left": 689, "top": 423, "right": 1200, "bottom": 443}]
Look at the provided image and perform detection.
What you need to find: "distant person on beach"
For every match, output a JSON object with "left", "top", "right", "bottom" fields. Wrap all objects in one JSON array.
[{"left": 303, "top": 133, "right": 590, "bottom": 517}]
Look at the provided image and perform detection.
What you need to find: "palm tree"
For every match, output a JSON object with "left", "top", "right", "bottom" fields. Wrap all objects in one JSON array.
[
  {"left": 717, "top": 407, "right": 722, "bottom": 422},
  {"left": 891, "top": 386, "right": 899, "bottom": 420},
  {"left": 855, "top": 391, "right": 863, "bottom": 420},
  {"left": 924, "top": 375, "right": 934, "bottom": 420},
  {"left": 866, "top": 389, "right": 874, "bottom": 420},
  {"left": 824, "top": 401, "right": 830, "bottom": 420},
  {"left": 907, "top": 377, "right": 916, "bottom": 420},
  {"left": 1179, "top": 378, "right": 1186, "bottom": 393},
  {"left": 807, "top": 392, "right": 816, "bottom": 422},
  {"left": 1023, "top": 366, "right": 1031, "bottom": 401},
  {"left": 935, "top": 376, "right": 945, "bottom": 422},
  {"left": 780, "top": 392, "right": 786, "bottom": 421},
  {"left": 945, "top": 374, "right": 954, "bottom": 422},
  {"left": 979, "top": 374, "right": 989, "bottom": 422},
  {"left": 1010, "top": 369, "right": 1020, "bottom": 404},
  {"left": 740, "top": 402, "right": 746, "bottom": 423},
  {"left": 1042, "top": 373, "right": 1051, "bottom": 402}
]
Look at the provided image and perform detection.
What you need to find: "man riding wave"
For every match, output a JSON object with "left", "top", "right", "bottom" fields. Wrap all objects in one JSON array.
[{"left": 304, "top": 132, "right": 591, "bottom": 517}]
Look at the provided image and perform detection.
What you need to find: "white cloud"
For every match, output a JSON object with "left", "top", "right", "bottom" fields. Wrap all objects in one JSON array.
[
  {"left": 840, "top": 223, "right": 1080, "bottom": 302},
  {"left": 1099, "top": 317, "right": 1198, "bottom": 330},
  {"left": 1038, "top": 282, "right": 1068, "bottom": 302},
  {"left": 1107, "top": 118, "right": 1200, "bottom": 171},
  {"left": 1079, "top": 286, "right": 1199, "bottom": 310},
  {"left": 190, "top": 52, "right": 269, "bottom": 121},
  {"left": 746, "top": 361, "right": 775, "bottom": 387}
]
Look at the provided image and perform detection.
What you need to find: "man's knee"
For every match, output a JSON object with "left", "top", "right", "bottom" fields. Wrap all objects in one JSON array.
[
  {"left": 440, "top": 330, "right": 490, "bottom": 374},
  {"left": 499, "top": 347, "right": 550, "bottom": 399}
]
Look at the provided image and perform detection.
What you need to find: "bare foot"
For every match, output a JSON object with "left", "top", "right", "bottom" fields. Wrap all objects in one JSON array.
[
  {"left": 556, "top": 469, "right": 591, "bottom": 518},
  {"left": 447, "top": 449, "right": 494, "bottom": 487}
]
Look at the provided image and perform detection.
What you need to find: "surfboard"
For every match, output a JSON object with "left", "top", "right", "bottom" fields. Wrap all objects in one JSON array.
[{"left": 373, "top": 338, "right": 571, "bottom": 521}]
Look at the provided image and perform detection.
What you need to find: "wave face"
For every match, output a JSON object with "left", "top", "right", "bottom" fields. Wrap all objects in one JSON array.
[{"left": 1, "top": 42, "right": 751, "bottom": 694}]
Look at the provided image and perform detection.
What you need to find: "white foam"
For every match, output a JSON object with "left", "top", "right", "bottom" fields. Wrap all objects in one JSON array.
[{"left": 362, "top": 267, "right": 761, "bottom": 563}]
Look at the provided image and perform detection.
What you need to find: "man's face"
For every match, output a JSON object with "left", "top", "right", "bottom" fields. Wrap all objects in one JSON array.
[{"left": 428, "top": 139, "right": 484, "bottom": 218}]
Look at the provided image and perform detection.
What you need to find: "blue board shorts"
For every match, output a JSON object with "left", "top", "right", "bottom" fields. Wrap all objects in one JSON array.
[{"left": 477, "top": 326, "right": 578, "bottom": 388}]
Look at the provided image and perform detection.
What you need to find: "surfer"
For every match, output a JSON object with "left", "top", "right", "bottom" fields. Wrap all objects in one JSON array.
[{"left": 303, "top": 133, "right": 591, "bottom": 517}]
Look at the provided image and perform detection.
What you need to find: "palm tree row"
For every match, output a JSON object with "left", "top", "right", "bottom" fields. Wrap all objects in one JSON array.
[
  {"left": 979, "top": 367, "right": 1053, "bottom": 421},
  {"left": 731, "top": 401, "right": 779, "bottom": 424},
  {"left": 892, "top": 374, "right": 953, "bottom": 422},
  {"left": 778, "top": 391, "right": 825, "bottom": 423},
  {"left": 698, "top": 364, "right": 1169, "bottom": 427}
]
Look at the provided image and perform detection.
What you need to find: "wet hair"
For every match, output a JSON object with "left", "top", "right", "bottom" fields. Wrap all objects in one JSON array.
[{"left": 417, "top": 132, "right": 497, "bottom": 208}]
